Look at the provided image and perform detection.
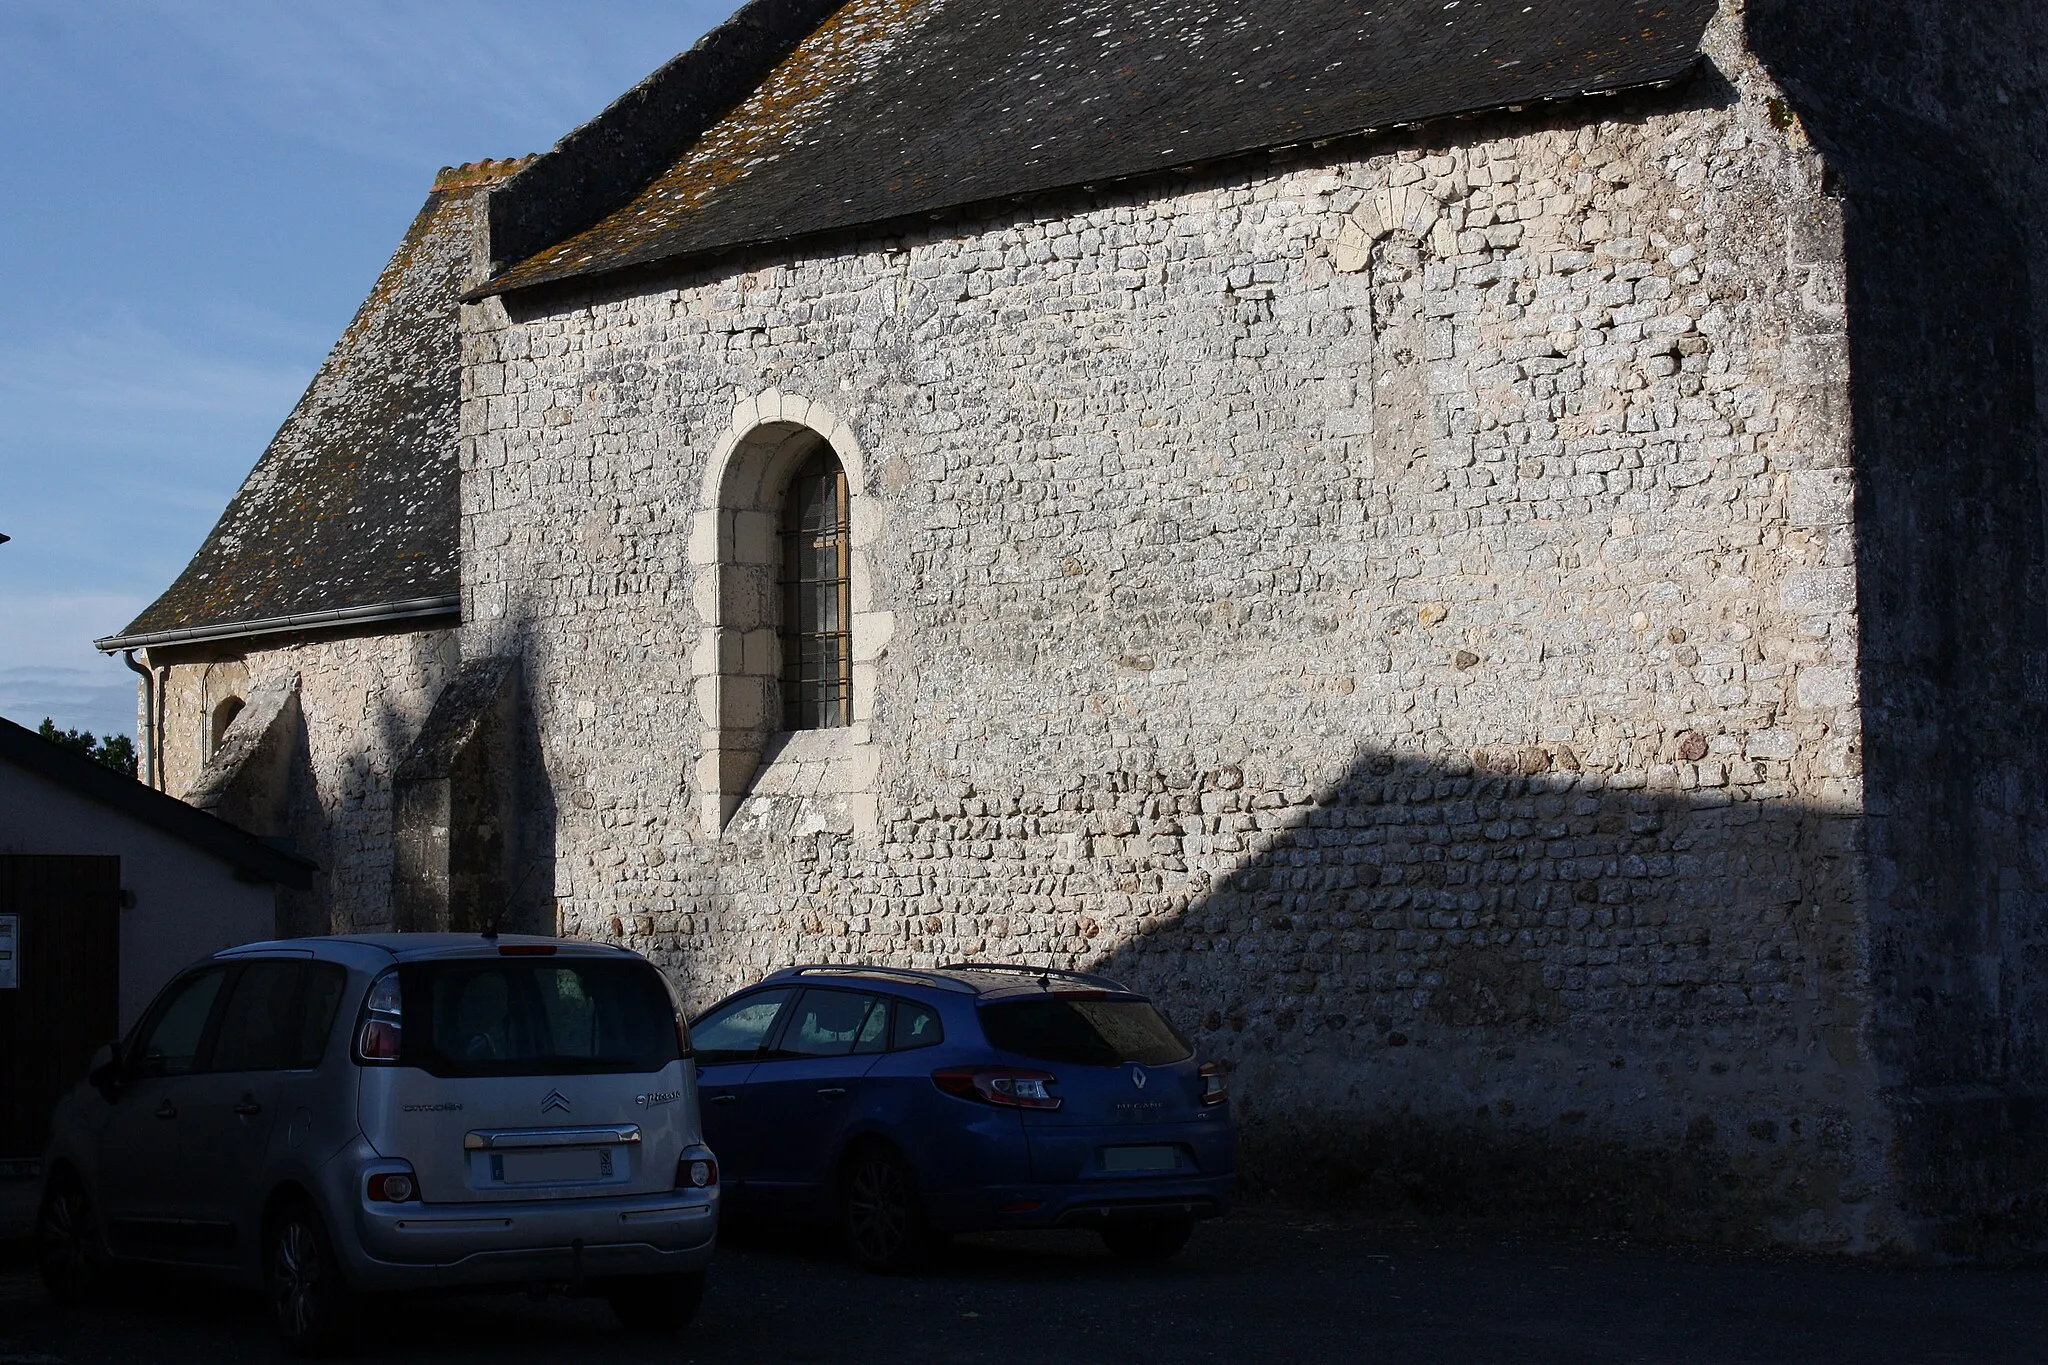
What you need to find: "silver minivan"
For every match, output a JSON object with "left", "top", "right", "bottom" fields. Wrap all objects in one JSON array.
[{"left": 34, "top": 934, "right": 718, "bottom": 1350}]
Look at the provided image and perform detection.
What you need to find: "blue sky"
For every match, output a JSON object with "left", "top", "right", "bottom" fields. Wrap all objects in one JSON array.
[{"left": 0, "top": 0, "right": 737, "bottom": 741}]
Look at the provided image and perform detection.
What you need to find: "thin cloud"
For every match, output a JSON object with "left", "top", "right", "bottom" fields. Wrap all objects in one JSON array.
[
  {"left": 0, "top": 667, "right": 141, "bottom": 743},
  {"left": 0, "top": 314, "right": 312, "bottom": 555},
  {"left": 0, "top": 314, "right": 310, "bottom": 596},
  {"left": 0, "top": 592, "right": 149, "bottom": 739},
  {"left": 143, "top": 1, "right": 732, "bottom": 167},
  {"left": 0, "top": 1, "right": 742, "bottom": 737},
  {"left": 0, "top": 315, "right": 310, "bottom": 435}
]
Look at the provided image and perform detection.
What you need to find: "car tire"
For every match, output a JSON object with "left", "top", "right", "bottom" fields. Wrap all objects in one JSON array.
[
  {"left": 265, "top": 1197, "right": 353, "bottom": 1356},
  {"left": 841, "top": 1143, "right": 932, "bottom": 1274},
  {"left": 35, "top": 1170, "right": 102, "bottom": 1306},
  {"left": 1099, "top": 1214, "right": 1195, "bottom": 1262},
  {"left": 607, "top": 1270, "right": 706, "bottom": 1334}
]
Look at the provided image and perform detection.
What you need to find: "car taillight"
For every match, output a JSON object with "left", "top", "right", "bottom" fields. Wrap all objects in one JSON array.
[
  {"left": 676, "top": 1150, "right": 718, "bottom": 1189},
  {"left": 931, "top": 1067, "right": 1062, "bottom": 1110},
  {"left": 1199, "top": 1060, "right": 1229, "bottom": 1106},
  {"left": 360, "top": 1018, "right": 401, "bottom": 1060},
  {"left": 366, "top": 1171, "right": 417, "bottom": 1202},
  {"left": 355, "top": 968, "right": 402, "bottom": 1064}
]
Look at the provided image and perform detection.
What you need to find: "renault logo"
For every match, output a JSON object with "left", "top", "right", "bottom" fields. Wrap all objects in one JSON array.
[
  {"left": 540, "top": 1089, "right": 571, "bottom": 1114},
  {"left": 1130, "top": 1066, "right": 1147, "bottom": 1091}
]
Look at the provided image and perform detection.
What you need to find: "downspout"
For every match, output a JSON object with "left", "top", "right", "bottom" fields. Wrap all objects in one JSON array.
[
  {"left": 153, "top": 660, "right": 169, "bottom": 791},
  {"left": 121, "top": 649, "right": 156, "bottom": 788}
]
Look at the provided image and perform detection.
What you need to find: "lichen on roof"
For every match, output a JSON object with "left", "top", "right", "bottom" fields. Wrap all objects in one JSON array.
[
  {"left": 487, "top": 0, "right": 1718, "bottom": 293},
  {"left": 435, "top": 155, "right": 539, "bottom": 193},
  {"left": 112, "top": 158, "right": 533, "bottom": 647}
]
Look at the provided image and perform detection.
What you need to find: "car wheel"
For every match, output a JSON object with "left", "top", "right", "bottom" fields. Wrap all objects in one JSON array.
[
  {"left": 1099, "top": 1214, "right": 1195, "bottom": 1262},
  {"left": 841, "top": 1144, "right": 931, "bottom": 1274},
  {"left": 36, "top": 1171, "right": 101, "bottom": 1305},
  {"left": 607, "top": 1270, "right": 706, "bottom": 1334},
  {"left": 266, "top": 1198, "right": 353, "bottom": 1355}
]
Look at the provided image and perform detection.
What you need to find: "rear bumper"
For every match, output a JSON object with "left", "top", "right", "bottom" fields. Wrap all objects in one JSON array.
[
  {"left": 926, "top": 1172, "right": 1233, "bottom": 1233},
  {"left": 339, "top": 1188, "right": 718, "bottom": 1292}
]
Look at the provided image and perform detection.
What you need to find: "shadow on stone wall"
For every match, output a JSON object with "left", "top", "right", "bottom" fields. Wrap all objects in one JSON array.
[
  {"left": 1747, "top": 0, "right": 2048, "bottom": 1257},
  {"left": 1069, "top": 746, "right": 1871, "bottom": 1247},
  {"left": 277, "top": 672, "right": 559, "bottom": 939},
  {"left": 261, "top": 624, "right": 562, "bottom": 939},
  {"left": 278, "top": 675, "right": 422, "bottom": 937},
  {"left": 274, "top": 700, "right": 327, "bottom": 938},
  {"left": 508, "top": 677, "right": 561, "bottom": 937},
  {"left": 463, "top": 595, "right": 560, "bottom": 938},
  {"left": 1068, "top": 8, "right": 2048, "bottom": 1253}
]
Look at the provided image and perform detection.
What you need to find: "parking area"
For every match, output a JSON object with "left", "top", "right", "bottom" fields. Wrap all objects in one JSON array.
[{"left": 2, "top": 1206, "right": 2042, "bottom": 1364}]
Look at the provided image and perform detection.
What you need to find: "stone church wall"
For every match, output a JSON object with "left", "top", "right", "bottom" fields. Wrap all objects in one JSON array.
[
  {"left": 1746, "top": 0, "right": 2048, "bottom": 1258},
  {"left": 458, "top": 21, "right": 1893, "bottom": 1246},
  {"left": 150, "top": 625, "right": 459, "bottom": 936}
]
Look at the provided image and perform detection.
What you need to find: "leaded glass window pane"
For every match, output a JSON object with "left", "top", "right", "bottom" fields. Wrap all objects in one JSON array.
[{"left": 781, "top": 449, "right": 852, "bottom": 730}]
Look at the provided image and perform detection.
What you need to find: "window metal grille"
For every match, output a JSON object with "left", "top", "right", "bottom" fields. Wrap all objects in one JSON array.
[{"left": 780, "top": 449, "right": 852, "bottom": 730}]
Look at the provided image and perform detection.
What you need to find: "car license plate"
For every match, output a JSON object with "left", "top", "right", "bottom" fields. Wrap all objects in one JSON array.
[
  {"left": 1102, "top": 1145, "right": 1178, "bottom": 1172},
  {"left": 495, "top": 1148, "right": 607, "bottom": 1184}
]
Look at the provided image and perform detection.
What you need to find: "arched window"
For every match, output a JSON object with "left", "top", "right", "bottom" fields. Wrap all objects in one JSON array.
[
  {"left": 209, "top": 695, "right": 245, "bottom": 756},
  {"left": 780, "top": 447, "right": 852, "bottom": 730},
  {"left": 690, "top": 393, "right": 892, "bottom": 834}
]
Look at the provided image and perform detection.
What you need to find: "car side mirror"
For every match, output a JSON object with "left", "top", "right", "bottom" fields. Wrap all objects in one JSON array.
[{"left": 87, "top": 1043, "right": 122, "bottom": 1097}]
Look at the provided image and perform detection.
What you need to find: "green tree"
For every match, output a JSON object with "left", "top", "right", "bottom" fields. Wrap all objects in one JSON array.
[{"left": 37, "top": 718, "right": 137, "bottom": 778}]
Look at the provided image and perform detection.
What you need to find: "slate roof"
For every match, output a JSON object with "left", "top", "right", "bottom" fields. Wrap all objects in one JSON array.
[
  {"left": 484, "top": 0, "right": 1717, "bottom": 295},
  {"left": 101, "top": 160, "right": 532, "bottom": 652},
  {"left": 0, "top": 717, "right": 316, "bottom": 887}
]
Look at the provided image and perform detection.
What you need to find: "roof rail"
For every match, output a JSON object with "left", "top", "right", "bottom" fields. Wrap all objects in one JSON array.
[
  {"left": 764, "top": 964, "right": 980, "bottom": 995},
  {"left": 937, "top": 962, "right": 1128, "bottom": 991}
]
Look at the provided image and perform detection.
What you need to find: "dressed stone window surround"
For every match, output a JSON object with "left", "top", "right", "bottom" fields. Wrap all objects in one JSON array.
[
  {"left": 688, "top": 390, "right": 891, "bottom": 836},
  {"left": 197, "top": 657, "right": 251, "bottom": 767}
]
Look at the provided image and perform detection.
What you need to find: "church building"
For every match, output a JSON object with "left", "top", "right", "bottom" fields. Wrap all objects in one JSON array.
[{"left": 100, "top": 0, "right": 2048, "bottom": 1255}]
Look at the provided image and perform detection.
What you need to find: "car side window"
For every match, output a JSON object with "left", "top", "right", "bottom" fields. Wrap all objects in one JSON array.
[
  {"left": 891, "top": 1000, "right": 944, "bottom": 1051},
  {"left": 692, "top": 988, "right": 792, "bottom": 1065},
  {"left": 852, "top": 998, "right": 891, "bottom": 1054},
  {"left": 774, "top": 989, "right": 883, "bottom": 1059},
  {"left": 210, "top": 961, "right": 308, "bottom": 1072},
  {"left": 290, "top": 964, "right": 349, "bottom": 1069},
  {"left": 130, "top": 966, "right": 230, "bottom": 1078},
  {"left": 209, "top": 961, "right": 351, "bottom": 1072}
]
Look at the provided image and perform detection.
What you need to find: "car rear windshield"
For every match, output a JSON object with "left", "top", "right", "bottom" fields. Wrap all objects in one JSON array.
[
  {"left": 978, "top": 995, "right": 1192, "bottom": 1067},
  {"left": 398, "top": 959, "right": 680, "bottom": 1078}
]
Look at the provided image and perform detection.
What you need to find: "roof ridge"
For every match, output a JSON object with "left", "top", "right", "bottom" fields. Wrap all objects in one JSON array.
[{"left": 433, "top": 156, "right": 540, "bottom": 192}]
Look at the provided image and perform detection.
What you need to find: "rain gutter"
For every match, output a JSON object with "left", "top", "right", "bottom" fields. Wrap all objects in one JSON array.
[{"left": 95, "top": 594, "right": 461, "bottom": 654}]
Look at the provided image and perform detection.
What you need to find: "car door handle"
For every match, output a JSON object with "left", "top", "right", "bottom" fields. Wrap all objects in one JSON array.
[
  {"left": 816, "top": 1086, "right": 847, "bottom": 1098},
  {"left": 154, "top": 1099, "right": 177, "bottom": 1120},
  {"left": 708, "top": 1093, "right": 739, "bottom": 1106},
  {"left": 233, "top": 1097, "right": 263, "bottom": 1117}
]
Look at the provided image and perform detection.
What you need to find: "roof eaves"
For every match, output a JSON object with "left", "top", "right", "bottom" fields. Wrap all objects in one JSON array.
[{"left": 97, "top": 594, "right": 460, "bottom": 655}]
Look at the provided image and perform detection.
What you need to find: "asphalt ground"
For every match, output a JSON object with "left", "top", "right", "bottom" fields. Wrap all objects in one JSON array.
[{"left": 1, "top": 1207, "right": 2042, "bottom": 1364}]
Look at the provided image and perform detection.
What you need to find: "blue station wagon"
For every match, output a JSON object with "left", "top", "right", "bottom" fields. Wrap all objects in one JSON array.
[{"left": 689, "top": 963, "right": 1233, "bottom": 1270}]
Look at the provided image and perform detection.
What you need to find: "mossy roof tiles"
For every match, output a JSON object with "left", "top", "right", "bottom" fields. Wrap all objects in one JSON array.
[
  {"left": 486, "top": 0, "right": 1717, "bottom": 294},
  {"left": 106, "top": 161, "right": 531, "bottom": 649}
]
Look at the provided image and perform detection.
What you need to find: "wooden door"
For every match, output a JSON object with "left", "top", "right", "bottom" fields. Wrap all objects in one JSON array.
[{"left": 0, "top": 855, "right": 121, "bottom": 1160}]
